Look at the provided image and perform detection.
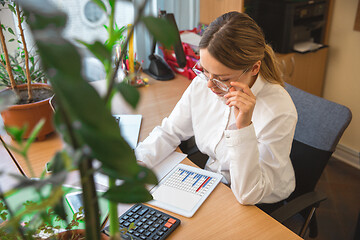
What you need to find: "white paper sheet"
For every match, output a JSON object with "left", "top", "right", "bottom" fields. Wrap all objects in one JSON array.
[{"left": 151, "top": 151, "right": 187, "bottom": 182}]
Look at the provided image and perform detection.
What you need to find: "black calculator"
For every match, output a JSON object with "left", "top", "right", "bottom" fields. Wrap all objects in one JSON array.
[{"left": 103, "top": 204, "right": 181, "bottom": 240}]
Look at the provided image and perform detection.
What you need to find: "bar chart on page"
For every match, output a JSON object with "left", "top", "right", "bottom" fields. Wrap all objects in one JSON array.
[
  {"left": 149, "top": 164, "right": 223, "bottom": 217},
  {"left": 163, "top": 168, "right": 216, "bottom": 196}
]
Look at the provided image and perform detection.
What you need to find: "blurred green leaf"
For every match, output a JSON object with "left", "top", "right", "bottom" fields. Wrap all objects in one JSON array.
[
  {"left": 10, "top": 171, "right": 67, "bottom": 190},
  {"left": 100, "top": 164, "right": 157, "bottom": 185},
  {"left": 7, "top": 27, "right": 15, "bottom": 35},
  {"left": 109, "top": 0, "right": 115, "bottom": 10},
  {"left": 52, "top": 194, "right": 67, "bottom": 221},
  {"left": 8, "top": 38, "right": 15, "bottom": 42},
  {"left": 23, "top": 118, "right": 45, "bottom": 153},
  {"left": 2, "top": 186, "right": 64, "bottom": 228},
  {"left": 77, "top": 40, "right": 111, "bottom": 65},
  {"left": 4, "top": 125, "right": 27, "bottom": 144},
  {"left": 116, "top": 81, "right": 140, "bottom": 109},
  {"left": 136, "top": 165, "right": 158, "bottom": 185},
  {"left": 36, "top": 40, "right": 82, "bottom": 80},
  {"left": 91, "top": 0, "right": 107, "bottom": 12},
  {"left": 107, "top": 25, "right": 126, "bottom": 48},
  {"left": 103, "top": 182, "right": 153, "bottom": 203},
  {"left": 141, "top": 16, "right": 177, "bottom": 48},
  {"left": 7, "top": 4, "right": 15, "bottom": 15},
  {"left": 17, "top": 0, "right": 67, "bottom": 30},
  {"left": 49, "top": 150, "right": 73, "bottom": 174}
]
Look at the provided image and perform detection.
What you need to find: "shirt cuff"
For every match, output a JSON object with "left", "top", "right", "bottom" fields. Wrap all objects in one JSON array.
[{"left": 224, "top": 123, "right": 256, "bottom": 146}]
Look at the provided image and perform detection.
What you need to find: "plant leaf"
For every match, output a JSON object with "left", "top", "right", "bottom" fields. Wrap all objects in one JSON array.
[
  {"left": 141, "top": 16, "right": 177, "bottom": 48},
  {"left": 91, "top": 0, "right": 107, "bottom": 12},
  {"left": 103, "top": 182, "right": 153, "bottom": 203},
  {"left": 77, "top": 40, "right": 111, "bottom": 65},
  {"left": 116, "top": 81, "right": 140, "bottom": 109},
  {"left": 23, "top": 118, "right": 45, "bottom": 153},
  {"left": 17, "top": 0, "right": 67, "bottom": 30},
  {"left": 108, "top": 0, "right": 115, "bottom": 10},
  {"left": 52, "top": 194, "right": 67, "bottom": 221},
  {"left": 4, "top": 125, "right": 27, "bottom": 144},
  {"left": 136, "top": 165, "right": 158, "bottom": 185},
  {"left": 7, "top": 27, "right": 15, "bottom": 35},
  {"left": 7, "top": 4, "right": 15, "bottom": 15}
]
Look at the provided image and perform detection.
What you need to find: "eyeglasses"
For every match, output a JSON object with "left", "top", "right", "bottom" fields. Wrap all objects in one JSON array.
[{"left": 192, "top": 60, "right": 249, "bottom": 93}]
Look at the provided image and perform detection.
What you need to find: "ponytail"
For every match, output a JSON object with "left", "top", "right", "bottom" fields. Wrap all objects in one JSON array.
[{"left": 260, "top": 44, "right": 284, "bottom": 86}]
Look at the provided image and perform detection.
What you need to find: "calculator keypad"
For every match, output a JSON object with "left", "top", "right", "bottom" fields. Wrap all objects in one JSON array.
[{"left": 103, "top": 204, "right": 180, "bottom": 240}]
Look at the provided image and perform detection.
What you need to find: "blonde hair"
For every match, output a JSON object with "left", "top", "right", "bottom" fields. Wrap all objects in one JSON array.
[{"left": 199, "top": 12, "right": 283, "bottom": 86}]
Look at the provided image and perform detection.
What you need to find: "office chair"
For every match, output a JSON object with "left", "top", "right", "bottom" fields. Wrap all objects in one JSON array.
[
  {"left": 180, "top": 83, "right": 352, "bottom": 238},
  {"left": 266, "top": 83, "right": 352, "bottom": 238}
]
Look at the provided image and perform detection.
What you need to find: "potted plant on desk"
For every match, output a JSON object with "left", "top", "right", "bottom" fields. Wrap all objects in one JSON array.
[
  {"left": 0, "top": 0, "right": 54, "bottom": 140},
  {"left": 0, "top": 0, "right": 177, "bottom": 239}
]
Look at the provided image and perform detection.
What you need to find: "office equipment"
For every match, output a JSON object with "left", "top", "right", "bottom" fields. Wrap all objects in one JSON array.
[
  {"left": 149, "top": 164, "right": 222, "bottom": 217},
  {"left": 263, "top": 83, "right": 352, "bottom": 238},
  {"left": 103, "top": 203, "right": 180, "bottom": 239},
  {"left": 144, "top": 11, "right": 187, "bottom": 81},
  {"left": 246, "top": 0, "right": 329, "bottom": 53},
  {"left": 113, "top": 114, "right": 142, "bottom": 149}
]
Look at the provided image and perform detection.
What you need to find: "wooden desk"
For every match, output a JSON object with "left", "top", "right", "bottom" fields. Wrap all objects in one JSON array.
[{"left": 0, "top": 75, "right": 301, "bottom": 239}]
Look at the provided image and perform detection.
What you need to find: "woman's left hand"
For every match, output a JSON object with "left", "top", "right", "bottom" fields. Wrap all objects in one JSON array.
[{"left": 224, "top": 82, "right": 256, "bottom": 129}]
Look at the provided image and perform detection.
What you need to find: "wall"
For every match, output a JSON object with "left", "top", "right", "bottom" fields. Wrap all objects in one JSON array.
[
  {"left": 0, "top": 4, "right": 18, "bottom": 55},
  {"left": 324, "top": 0, "right": 360, "bottom": 167}
]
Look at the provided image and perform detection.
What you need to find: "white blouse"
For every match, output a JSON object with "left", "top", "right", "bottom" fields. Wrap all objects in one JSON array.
[{"left": 135, "top": 75, "right": 297, "bottom": 205}]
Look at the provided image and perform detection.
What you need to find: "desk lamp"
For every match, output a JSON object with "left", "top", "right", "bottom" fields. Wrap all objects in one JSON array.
[{"left": 144, "top": 12, "right": 186, "bottom": 81}]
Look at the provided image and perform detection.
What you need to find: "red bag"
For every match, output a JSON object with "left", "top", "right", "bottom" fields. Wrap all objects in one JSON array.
[{"left": 160, "top": 43, "right": 199, "bottom": 80}]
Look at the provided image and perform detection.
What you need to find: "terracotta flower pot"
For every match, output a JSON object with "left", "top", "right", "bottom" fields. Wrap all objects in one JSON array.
[{"left": 0, "top": 83, "right": 55, "bottom": 141}]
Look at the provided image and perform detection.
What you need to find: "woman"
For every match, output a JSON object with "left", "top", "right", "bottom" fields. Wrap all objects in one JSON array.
[{"left": 135, "top": 12, "right": 297, "bottom": 205}]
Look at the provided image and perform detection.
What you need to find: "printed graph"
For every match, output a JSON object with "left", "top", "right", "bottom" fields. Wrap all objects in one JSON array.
[{"left": 163, "top": 168, "right": 216, "bottom": 196}]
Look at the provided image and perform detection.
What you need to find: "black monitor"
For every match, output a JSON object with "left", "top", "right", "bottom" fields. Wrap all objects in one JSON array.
[{"left": 144, "top": 11, "right": 187, "bottom": 81}]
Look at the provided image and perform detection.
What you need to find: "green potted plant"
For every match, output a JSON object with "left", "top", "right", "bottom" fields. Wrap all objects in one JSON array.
[
  {"left": 0, "top": 0, "right": 177, "bottom": 239},
  {"left": 0, "top": 0, "right": 54, "bottom": 140}
]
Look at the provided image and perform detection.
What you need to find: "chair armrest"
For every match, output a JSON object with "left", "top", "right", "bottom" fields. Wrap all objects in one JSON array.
[
  {"left": 270, "top": 191, "right": 327, "bottom": 223},
  {"left": 179, "top": 137, "right": 199, "bottom": 156}
]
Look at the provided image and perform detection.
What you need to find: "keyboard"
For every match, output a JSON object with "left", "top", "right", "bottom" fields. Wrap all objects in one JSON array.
[{"left": 103, "top": 204, "right": 181, "bottom": 240}]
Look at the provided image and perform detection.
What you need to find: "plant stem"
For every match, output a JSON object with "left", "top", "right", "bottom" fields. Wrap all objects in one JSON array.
[
  {"left": 105, "top": 2, "right": 120, "bottom": 237},
  {"left": 108, "top": 178, "right": 118, "bottom": 236},
  {"left": 22, "top": 155, "right": 36, "bottom": 179},
  {"left": 57, "top": 100, "right": 101, "bottom": 240},
  {"left": 0, "top": 20, "right": 17, "bottom": 90},
  {"left": 105, "top": 0, "right": 115, "bottom": 88},
  {"left": 79, "top": 157, "right": 101, "bottom": 240},
  {"left": 104, "top": 0, "right": 149, "bottom": 103},
  {"left": 15, "top": 4, "right": 32, "bottom": 103}
]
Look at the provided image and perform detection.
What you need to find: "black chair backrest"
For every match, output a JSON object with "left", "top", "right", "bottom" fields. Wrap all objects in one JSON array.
[{"left": 285, "top": 84, "right": 352, "bottom": 201}]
